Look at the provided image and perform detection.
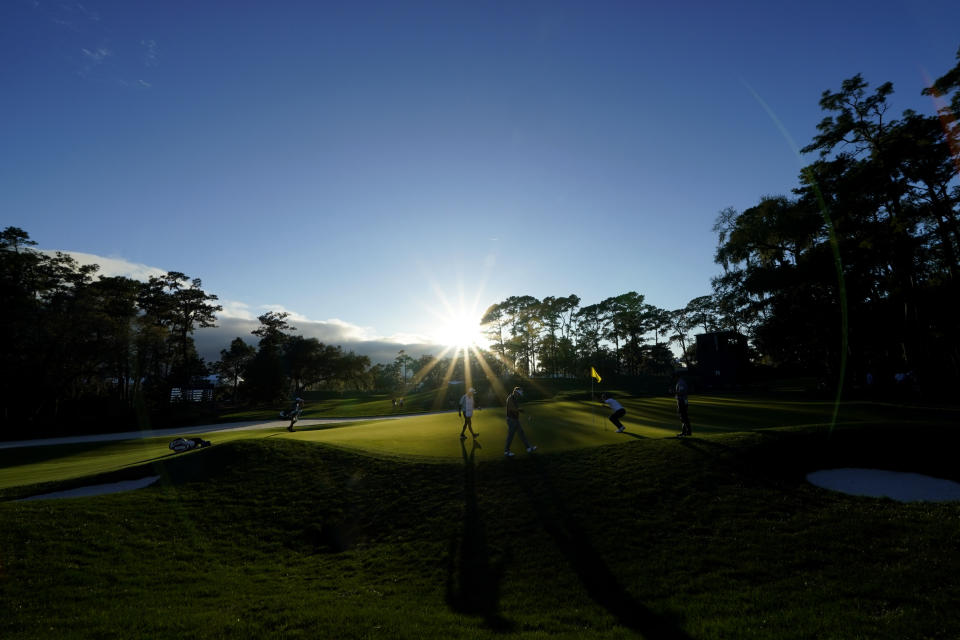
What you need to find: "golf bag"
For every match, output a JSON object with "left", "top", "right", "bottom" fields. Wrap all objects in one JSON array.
[{"left": 168, "top": 437, "right": 211, "bottom": 453}]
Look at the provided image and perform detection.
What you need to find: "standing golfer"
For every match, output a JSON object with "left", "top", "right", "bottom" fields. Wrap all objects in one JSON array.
[
  {"left": 600, "top": 392, "right": 627, "bottom": 433},
  {"left": 458, "top": 387, "right": 480, "bottom": 439},
  {"left": 675, "top": 375, "right": 692, "bottom": 437},
  {"left": 283, "top": 397, "right": 304, "bottom": 432},
  {"left": 504, "top": 387, "right": 535, "bottom": 456}
]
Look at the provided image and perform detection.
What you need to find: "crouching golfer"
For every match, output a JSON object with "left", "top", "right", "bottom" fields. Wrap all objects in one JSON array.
[
  {"left": 504, "top": 387, "right": 536, "bottom": 456},
  {"left": 458, "top": 387, "right": 480, "bottom": 439},
  {"left": 600, "top": 392, "right": 627, "bottom": 433}
]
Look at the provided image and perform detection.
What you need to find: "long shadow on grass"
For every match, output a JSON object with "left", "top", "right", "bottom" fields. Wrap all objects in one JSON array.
[
  {"left": 677, "top": 437, "right": 734, "bottom": 455},
  {"left": 445, "top": 438, "right": 512, "bottom": 632},
  {"left": 514, "top": 457, "right": 692, "bottom": 640}
]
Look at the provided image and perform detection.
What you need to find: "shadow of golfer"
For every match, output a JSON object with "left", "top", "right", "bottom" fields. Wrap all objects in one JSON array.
[
  {"left": 513, "top": 457, "right": 692, "bottom": 640},
  {"left": 445, "top": 438, "right": 512, "bottom": 632},
  {"left": 677, "top": 436, "right": 734, "bottom": 455}
]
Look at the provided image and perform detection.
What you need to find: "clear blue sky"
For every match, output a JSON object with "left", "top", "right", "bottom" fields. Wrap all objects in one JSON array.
[{"left": 3, "top": 0, "right": 958, "bottom": 357}]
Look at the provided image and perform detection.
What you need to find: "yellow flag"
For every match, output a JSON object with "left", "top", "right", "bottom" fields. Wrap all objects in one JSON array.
[{"left": 590, "top": 367, "right": 602, "bottom": 383}]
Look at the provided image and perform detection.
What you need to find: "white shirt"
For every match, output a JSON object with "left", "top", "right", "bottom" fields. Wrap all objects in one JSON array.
[
  {"left": 604, "top": 397, "right": 624, "bottom": 412},
  {"left": 459, "top": 394, "right": 475, "bottom": 416}
]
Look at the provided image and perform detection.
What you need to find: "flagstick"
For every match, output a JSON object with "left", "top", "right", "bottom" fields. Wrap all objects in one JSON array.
[{"left": 592, "top": 376, "right": 600, "bottom": 431}]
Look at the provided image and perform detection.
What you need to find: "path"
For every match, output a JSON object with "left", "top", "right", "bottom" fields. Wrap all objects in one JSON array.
[{"left": 0, "top": 411, "right": 456, "bottom": 450}]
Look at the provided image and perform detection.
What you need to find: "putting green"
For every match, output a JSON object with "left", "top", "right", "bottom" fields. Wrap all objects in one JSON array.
[
  {"left": 0, "top": 400, "right": 684, "bottom": 489},
  {"left": 286, "top": 400, "right": 681, "bottom": 461},
  {"left": 7, "top": 394, "right": 914, "bottom": 490}
]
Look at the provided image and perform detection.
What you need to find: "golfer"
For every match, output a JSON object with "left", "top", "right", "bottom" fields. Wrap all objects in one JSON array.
[
  {"left": 675, "top": 376, "right": 692, "bottom": 437},
  {"left": 504, "top": 387, "right": 536, "bottom": 456},
  {"left": 600, "top": 392, "right": 627, "bottom": 433},
  {"left": 458, "top": 387, "right": 480, "bottom": 439},
  {"left": 284, "top": 397, "right": 304, "bottom": 432}
]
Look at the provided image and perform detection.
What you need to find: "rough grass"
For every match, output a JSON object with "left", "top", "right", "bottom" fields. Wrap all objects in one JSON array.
[{"left": 3, "top": 414, "right": 960, "bottom": 639}]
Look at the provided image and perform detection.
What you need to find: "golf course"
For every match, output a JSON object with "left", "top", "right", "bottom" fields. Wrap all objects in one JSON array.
[{"left": 3, "top": 392, "right": 960, "bottom": 639}]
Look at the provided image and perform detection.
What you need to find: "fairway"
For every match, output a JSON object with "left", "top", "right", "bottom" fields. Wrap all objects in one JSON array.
[{"left": 3, "top": 395, "right": 953, "bottom": 491}]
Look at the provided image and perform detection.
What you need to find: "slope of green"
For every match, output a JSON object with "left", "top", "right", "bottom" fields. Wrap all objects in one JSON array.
[
  {"left": 2, "top": 421, "right": 960, "bottom": 639},
  {"left": 4, "top": 395, "right": 956, "bottom": 490}
]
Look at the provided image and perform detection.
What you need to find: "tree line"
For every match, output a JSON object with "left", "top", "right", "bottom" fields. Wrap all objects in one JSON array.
[
  {"left": 709, "top": 46, "right": 960, "bottom": 391},
  {"left": 0, "top": 228, "right": 369, "bottom": 437},
  {"left": 477, "top": 293, "right": 721, "bottom": 379},
  {"left": 1, "top": 224, "right": 705, "bottom": 439},
  {"left": 0, "top": 227, "right": 223, "bottom": 436},
  {"left": 214, "top": 310, "right": 370, "bottom": 403}
]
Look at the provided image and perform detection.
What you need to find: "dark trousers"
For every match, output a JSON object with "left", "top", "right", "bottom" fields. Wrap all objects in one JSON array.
[
  {"left": 505, "top": 417, "right": 531, "bottom": 450},
  {"left": 608, "top": 408, "right": 626, "bottom": 430},
  {"left": 677, "top": 399, "right": 691, "bottom": 435}
]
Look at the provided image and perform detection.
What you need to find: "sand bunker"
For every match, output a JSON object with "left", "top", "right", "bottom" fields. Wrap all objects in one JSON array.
[
  {"left": 16, "top": 476, "right": 160, "bottom": 502},
  {"left": 807, "top": 468, "right": 960, "bottom": 503}
]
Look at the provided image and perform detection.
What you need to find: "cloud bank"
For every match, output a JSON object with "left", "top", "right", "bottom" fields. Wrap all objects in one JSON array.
[
  {"left": 50, "top": 250, "right": 442, "bottom": 364},
  {"left": 194, "top": 317, "right": 440, "bottom": 365},
  {"left": 42, "top": 250, "right": 168, "bottom": 281}
]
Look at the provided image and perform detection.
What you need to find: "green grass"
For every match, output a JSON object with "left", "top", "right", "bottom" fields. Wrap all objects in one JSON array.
[
  {"left": 4, "top": 395, "right": 953, "bottom": 490},
  {"left": 2, "top": 396, "right": 960, "bottom": 638},
  {"left": 218, "top": 388, "right": 458, "bottom": 422}
]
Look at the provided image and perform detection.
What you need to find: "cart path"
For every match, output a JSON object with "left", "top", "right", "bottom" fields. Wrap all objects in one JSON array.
[{"left": 0, "top": 411, "right": 457, "bottom": 450}]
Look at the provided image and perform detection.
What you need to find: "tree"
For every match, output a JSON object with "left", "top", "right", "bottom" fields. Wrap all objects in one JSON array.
[
  {"left": 252, "top": 311, "right": 295, "bottom": 353},
  {"left": 395, "top": 349, "right": 414, "bottom": 389},
  {"left": 707, "top": 52, "right": 960, "bottom": 386},
  {"left": 167, "top": 273, "right": 223, "bottom": 382},
  {"left": 501, "top": 295, "right": 541, "bottom": 375},
  {"left": 480, "top": 303, "right": 508, "bottom": 373},
  {"left": 214, "top": 338, "right": 256, "bottom": 399},
  {"left": 922, "top": 45, "right": 960, "bottom": 140},
  {"left": 644, "top": 305, "right": 672, "bottom": 346},
  {"left": 668, "top": 308, "right": 695, "bottom": 368},
  {"left": 246, "top": 312, "right": 296, "bottom": 402},
  {"left": 685, "top": 295, "right": 718, "bottom": 334}
]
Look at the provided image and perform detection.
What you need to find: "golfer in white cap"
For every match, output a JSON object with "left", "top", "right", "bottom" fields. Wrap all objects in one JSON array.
[
  {"left": 504, "top": 386, "right": 535, "bottom": 456},
  {"left": 458, "top": 387, "right": 480, "bottom": 439}
]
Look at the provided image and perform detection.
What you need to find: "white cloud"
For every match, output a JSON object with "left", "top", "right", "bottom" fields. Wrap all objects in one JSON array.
[
  {"left": 81, "top": 47, "right": 111, "bottom": 63},
  {"left": 217, "top": 300, "right": 256, "bottom": 321},
  {"left": 73, "top": 3, "right": 101, "bottom": 23},
  {"left": 195, "top": 315, "right": 439, "bottom": 365},
  {"left": 140, "top": 39, "right": 158, "bottom": 67},
  {"left": 43, "top": 250, "right": 167, "bottom": 281}
]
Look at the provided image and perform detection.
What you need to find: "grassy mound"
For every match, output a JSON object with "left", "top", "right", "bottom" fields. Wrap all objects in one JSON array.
[{"left": 3, "top": 424, "right": 960, "bottom": 638}]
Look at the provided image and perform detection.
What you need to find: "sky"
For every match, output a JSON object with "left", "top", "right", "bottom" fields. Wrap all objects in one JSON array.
[{"left": 3, "top": 0, "right": 959, "bottom": 363}]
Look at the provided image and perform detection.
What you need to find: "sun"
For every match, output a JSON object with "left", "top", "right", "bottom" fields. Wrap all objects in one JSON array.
[{"left": 433, "top": 310, "right": 486, "bottom": 349}]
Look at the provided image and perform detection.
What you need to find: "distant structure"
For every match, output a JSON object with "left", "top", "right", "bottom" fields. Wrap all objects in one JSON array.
[
  {"left": 696, "top": 331, "right": 749, "bottom": 388},
  {"left": 169, "top": 387, "right": 214, "bottom": 403}
]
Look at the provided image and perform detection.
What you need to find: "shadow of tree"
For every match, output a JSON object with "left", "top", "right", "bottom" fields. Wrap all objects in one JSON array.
[
  {"left": 514, "top": 457, "right": 692, "bottom": 640},
  {"left": 445, "top": 438, "right": 513, "bottom": 632}
]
